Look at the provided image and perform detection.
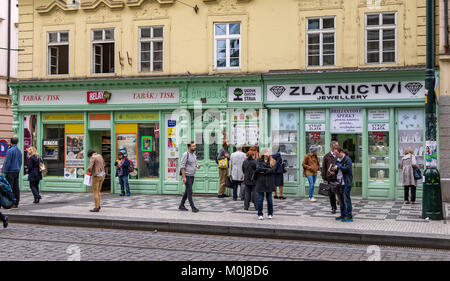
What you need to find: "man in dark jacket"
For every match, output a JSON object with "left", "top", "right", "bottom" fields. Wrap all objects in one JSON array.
[
  {"left": 242, "top": 150, "right": 257, "bottom": 210},
  {"left": 255, "top": 148, "right": 276, "bottom": 220},
  {"left": 114, "top": 151, "right": 131, "bottom": 196},
  {"left": 322, "top": 141, "right": 339, "bottom": 214},
  {"left": 2, "top": 137, "right": 22, "bottom": 208},
  {"left": 333, "top": 148, "right": 354, "bottom": 222}
]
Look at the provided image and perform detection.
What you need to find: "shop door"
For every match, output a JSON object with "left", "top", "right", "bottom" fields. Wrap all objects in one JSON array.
[
  {"left": 191, "top": 110, "right": 220, "bottom": 194},
  {"left": 331, "top": 134, "right": 363, "bottom": 197},
  {"left": 88, "top": 131, "right": 111, "bottom": 192}
]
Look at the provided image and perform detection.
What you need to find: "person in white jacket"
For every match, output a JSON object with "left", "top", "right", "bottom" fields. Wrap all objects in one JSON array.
[{"left": 229, "top": 145, "right": 247, "bottom": 201}]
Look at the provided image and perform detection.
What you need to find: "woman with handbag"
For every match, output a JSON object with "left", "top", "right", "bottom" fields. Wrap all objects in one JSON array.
[
  {"left": 401, "top": 147, "right": 419, "bottom": 204},
  {"left": 217, "top": 141, "right": 230, "bottom": 198},
  {"left": 26, "top": 147, "right": 42, "bottom": 204},
  {"left": 255, "top": 148, "right": 277, "bottom": 220},
  {"left": 243, "top": 150, "right": 258, "bottom": 210}
]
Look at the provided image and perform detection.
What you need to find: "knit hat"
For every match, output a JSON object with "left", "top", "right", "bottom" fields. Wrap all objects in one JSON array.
[{"left": 310, "top": 145, "right": 318, "bottom": 153}]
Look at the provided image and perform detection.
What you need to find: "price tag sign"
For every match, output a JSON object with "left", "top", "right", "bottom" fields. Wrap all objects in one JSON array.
[
  {"left": 368, "top": 123, "right": 389, "bottom": 132},
  {"left": 305, "top": 123, "right": 325, "bottom": 132}
]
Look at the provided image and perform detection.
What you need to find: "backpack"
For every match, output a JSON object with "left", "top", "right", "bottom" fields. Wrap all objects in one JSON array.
[
  {"left": 0, "top": 175, "right": 16, "bottom": 209},
  {"left": 128, "top": 160, "right": 134, "bottom": 173}
]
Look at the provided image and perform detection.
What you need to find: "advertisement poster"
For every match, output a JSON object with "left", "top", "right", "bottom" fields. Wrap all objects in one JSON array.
[
  {"left": 330, "top": 108, "right": 363, "bottom": 133},
  {"left": 142, "top": 136, "right": 153, "bottom": 152},
  {"left": 117, "top": 134, "right": 137, "bottom": 168},
  {"left": 64, "top": 168, "right": 77, "bottom": 179},
  {"left": 166, "top": 115, "right": 179, "bottom": 181},
  {"left": 167, "top": 158, "right": 178, "bottom": 181},
  {"left": 65, "top": 134, "right": 84, "bottom": 168},
  {"left": 425, "top": 141, "right": 437, "bottom": 168}
]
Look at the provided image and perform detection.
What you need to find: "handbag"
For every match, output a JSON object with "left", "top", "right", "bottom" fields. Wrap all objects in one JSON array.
[
  {"left": 226, "top": 175, "right": 233, "bottom": 188},
  {"left": 318, "top": 183, "right": 331, "bottom": 197},
  {"left": 218, "top": 158, "right": 228, "bottom": 169},
  {"left": 413, "top": 167, "right": 422, "bottom": 180},
  {"left": 39, "top": 158, "right": 46, "bottom": 174},
  {"left": 329, "top": 182, "right": 341, "bottom": 195}
]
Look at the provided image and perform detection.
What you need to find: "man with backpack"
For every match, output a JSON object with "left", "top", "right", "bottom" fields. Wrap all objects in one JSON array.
[
  {"left": 115, "top": 150, "right": 132, "bottom": 197},
  {"left": 2, "top": 137, "right": 22, "bottom": 208},
  {"left": 179, "top": 141, "right": 200, "bottom": 212}
]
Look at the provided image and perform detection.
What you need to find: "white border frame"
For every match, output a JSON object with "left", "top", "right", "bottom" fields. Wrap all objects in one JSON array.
[
  {"left": 47, "top": 31, "right": 70, "bottom": 76},
  {"left": 213, "top": 22, "right": 241, "bottom": 70},
  {"left": 91, "top": 28, "right": 116, "bottom": 74},
  {"left": 306, "top": 17, "right": 336, "bottom": 67},
  {"left": 365, "top": 12, "right": 397, "bottom": 65},
  {"left": 138, "top": 26, "right": 164, "bottom": 73}
]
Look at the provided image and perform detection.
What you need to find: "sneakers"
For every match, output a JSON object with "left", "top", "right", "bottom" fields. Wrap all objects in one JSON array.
[
  {"left": 218, "top": 194, "right": 225, "bottom": 198},
  {"left": 89, "top": 208, "right": 100, "bottom": 212},
  {"left": 268, "top": 215, "right": 273, "bottom": 219},
  {"left": 120, "top": 192, "right": 125, "bottom": 196},
  {"left": 192, "top": 207, "right": 199, "bottom": 213},
  {"left": 258, "top": 216, "right": 263, "bottom": 220},
  {"left": 405, "top": 201, "right": 411, "bottom": 204},
  {"left": 2, "top": 216, "right": 8, "bottom": 228},
  {"left": 342, "top": 218, "right": 354, "bottom": 222},
  {"left": 126, "top": 193, "right": 131, "bottom": 197},
  {"left": 335, "top": 216, "right": 344, "bottom": 221},
  {"left": 331, "top": 209, "right": 337, "bottom": 214},
  {"left": 309, "top": 197, "right": 317, "bottom": 202}
]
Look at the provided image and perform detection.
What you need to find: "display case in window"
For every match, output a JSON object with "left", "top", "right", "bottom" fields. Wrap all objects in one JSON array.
[
  {"left": 368, "top": 131, "right": 389, "bottom": 183},
  {"left": 272, "top": 111, "right": 298, "bottom": 183},
  {"left": 397, "top": 109, "right": 424, "bottom": 186}
]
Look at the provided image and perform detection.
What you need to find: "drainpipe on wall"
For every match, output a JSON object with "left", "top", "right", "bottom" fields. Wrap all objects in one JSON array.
[
  {"left": 445, "top": 0, "right": 449, "bottom": 53},
  {"left": 7, "top": 0, "right": 11, "bottom": 96}
]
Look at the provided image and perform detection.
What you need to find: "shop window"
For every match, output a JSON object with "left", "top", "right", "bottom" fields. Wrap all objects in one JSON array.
[
  {"left": 139, "top": 27, "right": 163, "bottom": 72},
  {"left": 138, "top": 124, "right": 160, "bottom": 179},
  {"left": 42, "top": 125, "right": 65, "bottom": 177},
  {"left": 231, "top": 109, "right": 260, "bottom": 151},
  {"left": 271, "top": 111, "right": 298, "bottom": 183},
  {"left": 214, "top": 23, "right": 241, "bottom": 69},
  {"left": 307, "top": 17, "right": 335, "bottom": 67},
  {"left": 92, "top": 29, "right": 115, "bottom": 74},
  {"left": 368, "top": 131, "right": 390, "bottom": 182},
  {"left": 47, "top": 31, "right": 69, "bottom": 75},
  {"left": 365, "top": 13, "right": 396, "bottom": 64},
  {"left": 397, "top": 109, "right": 424, "bottom": 186},
  {"left": 23, "top": 115, "right": 38, "bottom": 175}
]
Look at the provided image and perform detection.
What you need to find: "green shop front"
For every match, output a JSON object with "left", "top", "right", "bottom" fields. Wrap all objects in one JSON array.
[
  {"left": 9, "top": 76, "right": 264, "bottom": 195},
  {"left": 264, "top": 70, "right": 431, "bottom": 200}
]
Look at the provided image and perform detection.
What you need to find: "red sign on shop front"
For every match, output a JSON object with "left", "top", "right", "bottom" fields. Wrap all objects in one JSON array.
[{"left": 87, "top": 91, "right": 111, "bottom": 103}]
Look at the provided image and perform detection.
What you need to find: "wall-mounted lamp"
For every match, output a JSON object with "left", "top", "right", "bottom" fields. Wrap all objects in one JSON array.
[{"left": 176, "top": 0, "right": 199, "bottom": 14}]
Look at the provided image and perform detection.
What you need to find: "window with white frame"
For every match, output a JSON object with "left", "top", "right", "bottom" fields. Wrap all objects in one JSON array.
[
  {"left": 92, "top": 29, "right": 115, "bottom": 74},
  {"left": 139, "top": 27, "right": 163, "bottom": 72},
  {"left": 366, "top": 13, "right": 397, "bottom": 64},
  {"left": 47, "top": 31, "right": 69, "bottom": 75},
  {"left": 214, "top": 23, "right": 241, "bottom": 69},
  {"left": 307, "top": 17, "right": 335, "bottom": 67}
]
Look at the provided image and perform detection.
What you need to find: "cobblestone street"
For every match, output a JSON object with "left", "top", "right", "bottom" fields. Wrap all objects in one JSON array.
[{"left": 0, "top": 224, "right": 449, "bottom": 261}]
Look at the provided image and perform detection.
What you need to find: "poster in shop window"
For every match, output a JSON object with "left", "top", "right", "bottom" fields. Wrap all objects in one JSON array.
[
  {"left": 65, "top": 134, "right": 84, "bottom": 168},
  {"left": 330, "top": 108, "right": 363, "bottom": 133},
  {"left": 116, "top": 134, "right": 137, "bottom": 170}
]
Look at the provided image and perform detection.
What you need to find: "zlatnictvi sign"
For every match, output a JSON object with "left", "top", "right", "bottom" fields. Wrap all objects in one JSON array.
[{"left": 267, "top": 81, "right": 425, "bottom": 102}]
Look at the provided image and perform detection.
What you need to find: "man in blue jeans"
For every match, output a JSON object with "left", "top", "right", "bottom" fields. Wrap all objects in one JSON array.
[
  {"left": 333, "top": 148, "right": 353, "bottom": 222},
  {"left": 114, "top": 151, "right": 131, "bottom": 196},
  {"left": 2, "top": 137, "right": 22, "bottom": 208}
]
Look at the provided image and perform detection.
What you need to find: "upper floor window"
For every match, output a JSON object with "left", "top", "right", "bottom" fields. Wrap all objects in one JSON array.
[
  {"left": 307, "top": 17, "right": 335, "bottom": 67},
  {"left": 139, "top": 27, "right": 164, "bottom": 72},
  {"left": 92, "top": 29, "right": 115, "bottom": 74},
  {"left": 214, "top": 23, "right": 241, "bottom": 70},
  {"left": 366, "top": 13, "right": 397, "bottom": 64},
  {"left": 47, "top": 31, "right": 69, "bottom": 75}
]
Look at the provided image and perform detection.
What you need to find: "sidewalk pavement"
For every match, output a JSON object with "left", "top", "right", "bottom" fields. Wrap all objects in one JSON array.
[{"left": 2, "top": 191, "right": 450, "bottom": 249}]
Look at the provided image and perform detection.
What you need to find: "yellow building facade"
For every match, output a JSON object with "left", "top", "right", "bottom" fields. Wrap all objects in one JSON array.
[{"left": 11, "top": 0, "right": 439, "bottom": 200}]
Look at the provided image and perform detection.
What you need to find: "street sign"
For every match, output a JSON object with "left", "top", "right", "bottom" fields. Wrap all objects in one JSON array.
[{"left": 0, "top": 139, "right": 8, "bottom": 157}]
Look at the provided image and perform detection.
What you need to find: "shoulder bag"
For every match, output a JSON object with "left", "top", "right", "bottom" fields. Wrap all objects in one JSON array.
[{"left": 413, "top": 167, "right": 422, "bottom": 180}]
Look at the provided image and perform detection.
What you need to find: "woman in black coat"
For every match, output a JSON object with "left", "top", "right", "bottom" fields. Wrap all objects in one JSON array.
[
  {"left": 27, "top": 147, "right": 42, "bottom": 204},
  {"left": 255, "top": 148, "right": 276, "bottom": 220},
  {"left": 242, "top": 150, "right": 257, "bottom": 211}
]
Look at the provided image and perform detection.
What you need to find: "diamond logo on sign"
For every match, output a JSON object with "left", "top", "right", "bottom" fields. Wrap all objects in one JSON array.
[
  {"left": 405, "top": 82, "right": 423, "bottom": 95},
  {"left": 270, "top": 86, "right": 286, "bottom": 98}
]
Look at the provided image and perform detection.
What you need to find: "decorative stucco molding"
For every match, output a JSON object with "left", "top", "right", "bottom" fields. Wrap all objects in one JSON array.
[
  {"left": 36, "top": 0, "right": 125, "bottom": 14},
  {"left": 126, "top": 0, "right": 175, "bottom": 7}
]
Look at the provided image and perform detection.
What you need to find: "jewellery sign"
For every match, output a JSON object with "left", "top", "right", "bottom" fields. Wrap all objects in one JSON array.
[
  {"left": 267, "top": 81, "right": 425, "bottom": 102},
  {"left": 330, "top": 108, "right": 363, "bottom": 133}
]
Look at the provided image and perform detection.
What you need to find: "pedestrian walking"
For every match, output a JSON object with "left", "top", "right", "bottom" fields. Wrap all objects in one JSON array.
[
  {"left": 114, "top": 151, "right": 131, "bottom": 197},
  {"left": 217, "top": 141, "right": 230, "bottom": 198},
  {"left": 322, "top": 141, "right": 340, "bottom": 214},
  {"left": 229, "top": 144, "right": 246, "bottom": 201},
  {"left": 302, "top": 145, "right": 320, "bottom": 202},
  {"left": 243, "top": 150, "right": 258, "bottom": 210},
  {"left": 401, "top": 147, "right": 418, "bottom": 204},
  {"left": 255, "top": 148, "right": 277, "bottom": 220},
  {"left": 333, "top": 148, "right": 353, "bottom": 222},
  {"left": 179, "top": 141, "right": 200, "bottom": 212},
  {"left": 86, "top": 149, "right": 106, "bottom": 212},
  {"left": 2, "top": 137, "right": 22, "bottom": 208},
  {"left": 272, "top": 149, "right": 286, "bottom": 200},
  {"left": 26, "top": 147, "right": 42, "bottom": 204}
]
